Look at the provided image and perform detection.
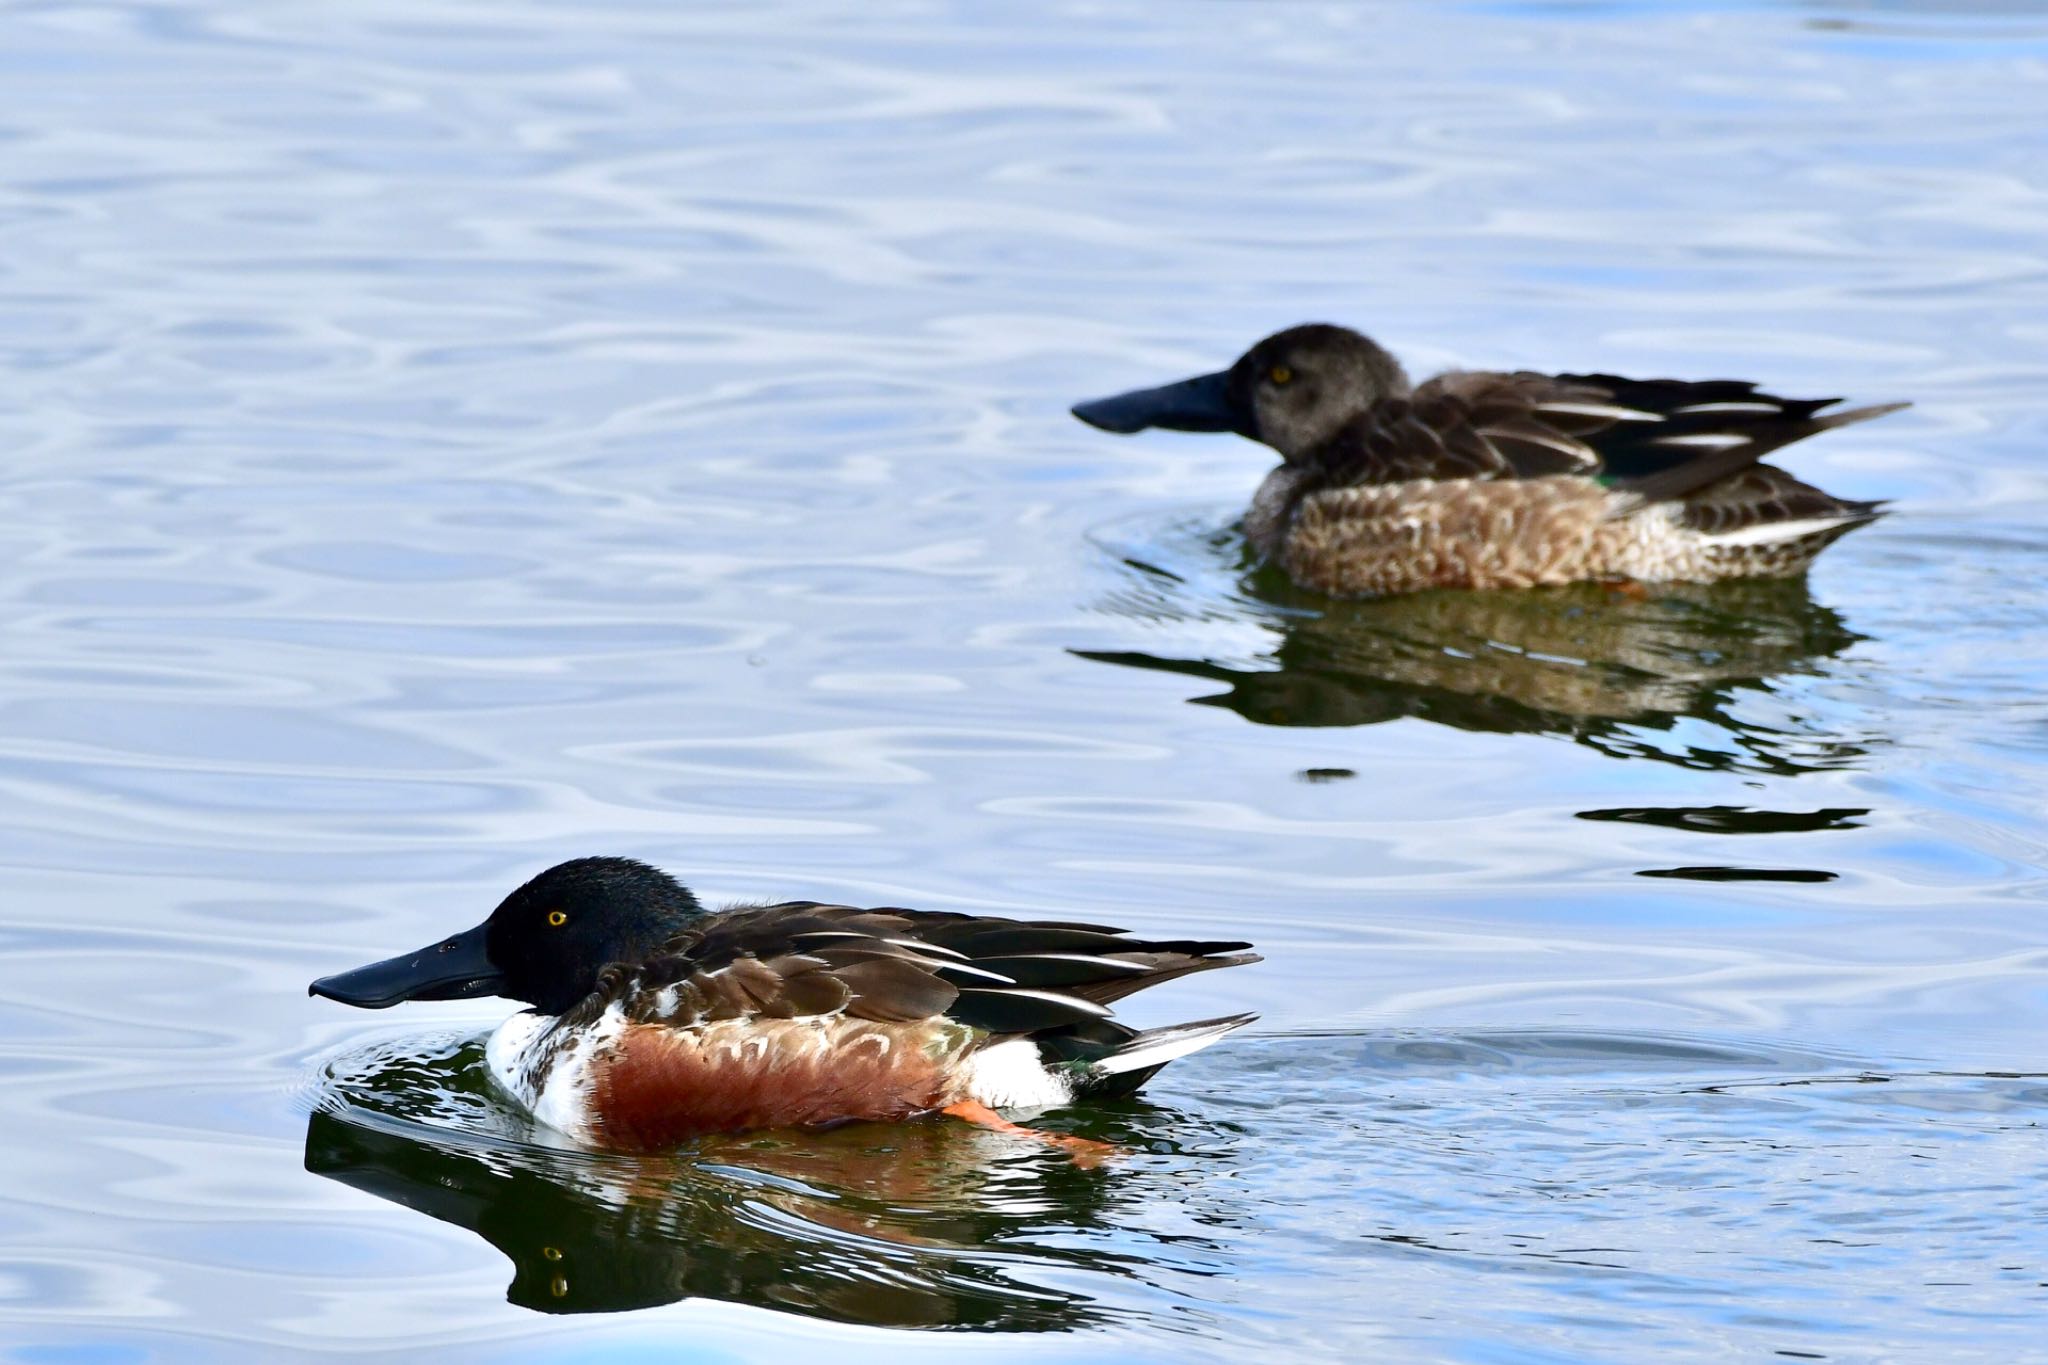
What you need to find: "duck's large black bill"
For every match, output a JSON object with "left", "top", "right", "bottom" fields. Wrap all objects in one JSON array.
[
  {"left": 1071, "top": 370, "right": 1238, "bottom": 435},
  {"left": 309, "top": 920, "right": 503, "bottom": 1009}
]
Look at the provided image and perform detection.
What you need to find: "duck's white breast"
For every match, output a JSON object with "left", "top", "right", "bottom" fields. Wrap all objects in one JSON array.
[{"left": 484, "top": 1004, "right": 631, "bottom": 1143}]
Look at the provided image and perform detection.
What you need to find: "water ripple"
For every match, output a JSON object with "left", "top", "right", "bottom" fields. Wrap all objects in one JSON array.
[{"left": 2, "top": 0, "right": 2046, "bottom": 1358}]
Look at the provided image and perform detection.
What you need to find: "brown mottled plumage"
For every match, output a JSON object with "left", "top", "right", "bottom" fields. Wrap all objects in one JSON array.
[{"left": 1073, "top": 324, "right": 1906, "bottom": 597}]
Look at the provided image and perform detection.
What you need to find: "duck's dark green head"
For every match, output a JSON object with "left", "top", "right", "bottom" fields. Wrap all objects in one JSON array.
[
  {"left": 309, "top": 857, "right": 705, "bottom": 1017},
  {"left": 1071, "top": 323, "right": 1410, "bottom": 463}
]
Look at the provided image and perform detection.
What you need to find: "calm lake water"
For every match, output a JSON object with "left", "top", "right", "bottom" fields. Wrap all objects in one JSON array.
[{"left": 5, "top": 0, "right": 2047, "bottom": 1359}]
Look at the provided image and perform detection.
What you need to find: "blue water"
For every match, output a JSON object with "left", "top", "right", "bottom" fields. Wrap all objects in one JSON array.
[{"left": 3, "top": 0, "right": 2047, "bottom": 1359}]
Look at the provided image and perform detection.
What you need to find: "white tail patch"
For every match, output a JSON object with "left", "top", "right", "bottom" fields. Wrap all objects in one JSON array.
[
  {"left": 1092, "top": 1013, "right": 1259, "bottom": 1077},
  {"left": 1701, "top": 514, "right": 1864, "bottom": 547},
  {"left": 964, "top": 1037, "right": 1074, "bottom": 1110}
]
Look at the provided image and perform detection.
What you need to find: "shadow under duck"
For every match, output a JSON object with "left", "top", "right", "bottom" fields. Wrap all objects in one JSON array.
[{"left": 1073, "top": 324, "right": 1906, "bottom": 597}]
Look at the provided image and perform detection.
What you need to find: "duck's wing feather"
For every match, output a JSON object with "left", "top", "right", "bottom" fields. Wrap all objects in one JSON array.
[
  {"left": 1669, "top": 463, "right": 1886, "bottom": 542},
  {"left": 1325, "top": 371, "right": 1902, "bottom": 505},
  {"left": 1320, "top": 372, "right": 1610, "bottom": 485},
  {"left": 568, "top": 901, "right": 1258, "bottom": 1038}
]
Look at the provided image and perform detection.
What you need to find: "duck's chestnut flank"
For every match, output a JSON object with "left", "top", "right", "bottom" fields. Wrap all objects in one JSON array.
[
  {"left": 590, "top": 1018, "right": 964, "bottom": 1150},
  {"left": 1073, "top": 323, "right": 1906, "bottom": 596},
  {"left": 311, "top": 857, "right": 1260, "bottom": 1149}
]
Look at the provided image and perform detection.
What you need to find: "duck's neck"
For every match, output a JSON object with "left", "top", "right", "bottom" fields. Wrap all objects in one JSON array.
[{"left": 1244, "top": 464, "right": 1317, "bottom": 561}]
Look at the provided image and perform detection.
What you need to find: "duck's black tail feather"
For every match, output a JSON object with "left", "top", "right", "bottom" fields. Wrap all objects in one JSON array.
[
  {"left": 1587, "top": 382, "right": 1908, "bottom": 509},
  {"left": 1042, "top": 1011, "right": 1261, "bottom": 1099},
  {"left": 930, "top": 925, "right": 1259, "bottom": 1034}
]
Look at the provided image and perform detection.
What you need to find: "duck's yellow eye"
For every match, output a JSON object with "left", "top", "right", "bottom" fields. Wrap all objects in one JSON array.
[
  {"left": 547, "top": 910, "right": 568, "bottom": 927},
  {"left": 1269, "top": 364, "right": 1293, "bottom": 386}
]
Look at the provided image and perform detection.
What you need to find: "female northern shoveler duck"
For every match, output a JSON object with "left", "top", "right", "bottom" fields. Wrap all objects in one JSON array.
[
  {"left": 310, "top": 857, "right": 1259, "bottom": 1151},
  {"left": 1072, "top": 324, "right": 1907, "bottom": 598}
]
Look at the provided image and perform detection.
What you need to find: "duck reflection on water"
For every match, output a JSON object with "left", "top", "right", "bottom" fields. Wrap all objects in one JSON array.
[
  {"left": 306, "top": 1051, "right": 1230, "bottom": 1325},
  {"left": 1082, "top": 545, "right": 1875, "bottom": 774}
]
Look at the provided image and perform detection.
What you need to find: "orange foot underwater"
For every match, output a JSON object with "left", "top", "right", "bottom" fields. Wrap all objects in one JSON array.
[{"left": 942, "top": 1100, "right": 1119, "bottom": 1167}]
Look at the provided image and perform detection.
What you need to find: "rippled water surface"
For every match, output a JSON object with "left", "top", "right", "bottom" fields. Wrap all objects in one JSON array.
[{"left": 5, "top": 0, "right": 2048, "bottom": 1359}]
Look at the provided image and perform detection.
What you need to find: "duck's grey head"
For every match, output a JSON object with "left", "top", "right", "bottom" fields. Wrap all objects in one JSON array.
[{"left": 1072, "top": 323, "right": 1411, "bottom": 463}]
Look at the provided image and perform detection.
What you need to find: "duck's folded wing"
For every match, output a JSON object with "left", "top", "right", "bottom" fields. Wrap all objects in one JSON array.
[
  {"left": 1554, "top": 373, "right": 1904, "bottom": 505},
  {"left": 580, "top": 902, "right": 1255, "bottom": 1036},
  {"left": 1329, "top": 372, "right": 1614, "bottom": 484},
  {"left": 1665, "top": 463, "right": 1885, "bottom": 543},
  {"left": 1335, "top": 371, "right": 1901, "bottom": 499}
]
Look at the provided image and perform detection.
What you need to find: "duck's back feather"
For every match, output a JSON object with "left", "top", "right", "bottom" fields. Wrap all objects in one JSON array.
[
  {"left": 558, "top": 901, "right": 1257, "bottom": 1040},
  {"left": 1315, "top": 370, "right": 1900, "bottom": 514}
]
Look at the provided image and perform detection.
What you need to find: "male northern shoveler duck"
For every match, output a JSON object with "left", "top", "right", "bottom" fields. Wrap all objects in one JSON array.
[
  {"left": 1072, "top": 323, "right": 1907, "bottom": 597},
  {"left": 310, "top": 857, "right": 1259, "bottom": 1152}
]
